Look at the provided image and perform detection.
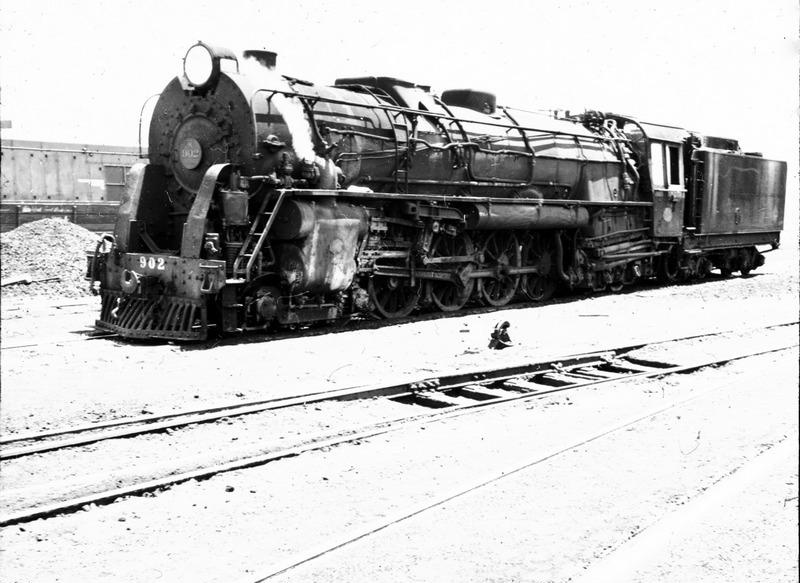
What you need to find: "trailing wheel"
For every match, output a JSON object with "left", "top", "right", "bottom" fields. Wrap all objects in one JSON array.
[
  {"left": 623, "top": 261, "right": 641, "bottom": 286},
  {"left": 658, "top": 250, "right": 681, "bottom": 283},
  {"left": 426, "top": 232, "right": 475, "bottom": 312},
  {"left": 479, "top": 232, "right": 521, "bottom": 307},
  {"left": 608, "top": 266, "right": 625, "bottom": 293},
  {"left": 521, "top": 234, "right": 557, "bottom": 301},
  {"left": 368, "top": 274, "right": 421, "bottom": 318}
]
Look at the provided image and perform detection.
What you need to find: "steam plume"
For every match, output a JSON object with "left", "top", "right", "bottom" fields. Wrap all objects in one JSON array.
[{"left": 240, "top": 55, "right": 316, "bottom": 162}]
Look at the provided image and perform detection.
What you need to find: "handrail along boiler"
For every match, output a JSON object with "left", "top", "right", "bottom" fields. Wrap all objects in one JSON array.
[{"left": 87, "top": 42, "right": 787, "bottom": 340}]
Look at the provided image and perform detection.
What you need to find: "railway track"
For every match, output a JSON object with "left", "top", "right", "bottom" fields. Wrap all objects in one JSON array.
[
  {"left": 3, "top": 320, "right": 795, "bottom": 460},
  {"left": 0, "top": 273, "right": 747, "bottom": 351},
  {"left": 0, "top": 348, "right": 662, "bottom": 460},
  {"left": 0, "top": 323, "right": 796, "bottom": 527},
  {"left": 0, "top": 269, "right": 780, "bottom": 354}
]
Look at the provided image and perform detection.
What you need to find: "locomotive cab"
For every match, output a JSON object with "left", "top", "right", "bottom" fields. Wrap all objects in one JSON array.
[
  {"left": 646, "top": 130, "right": 687, "bottom": 239},
  {"left": 616, "top": 119, "right": 688, "bottom": 238}
]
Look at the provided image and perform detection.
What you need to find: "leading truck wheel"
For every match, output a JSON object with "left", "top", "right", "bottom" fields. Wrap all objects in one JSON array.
[{"left": 368, "top": 275, "right": 422, "bottom": 318}]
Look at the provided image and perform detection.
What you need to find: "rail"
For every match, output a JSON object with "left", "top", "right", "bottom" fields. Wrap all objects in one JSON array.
[{"left": 3, "top": 321, "right": 794, "bottom": 457}]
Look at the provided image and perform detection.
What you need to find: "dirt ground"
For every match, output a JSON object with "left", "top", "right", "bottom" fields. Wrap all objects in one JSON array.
[{"left": 0, "top": 245, "right": 797, "bottom": 582}]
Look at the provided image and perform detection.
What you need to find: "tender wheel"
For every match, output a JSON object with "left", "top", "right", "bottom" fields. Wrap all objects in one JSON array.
[
  {"left": 479, "top": 232, "right": 520, "bottom": 307},
  {"left": 426, "top": 232, "right": 475, "bottom": 312},
  {"left": 368, "top": 275, "right": 421, "bottom": 318},
  {"left": 739, "top": 248, "right": 754, "bottom": 276},
  {"left": 719, "top": 250, "right": 735, "bottom": 277},
  {"left": 696, "top": 257, "right": 710, "bottom": 280},
  {"left": 521, "top": 234, "right": 558, "bottom": 301}
]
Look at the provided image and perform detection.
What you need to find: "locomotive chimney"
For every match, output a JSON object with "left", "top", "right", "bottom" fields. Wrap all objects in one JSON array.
[{"left": 243, "top": 49, "right": 277, "bottom": 70}]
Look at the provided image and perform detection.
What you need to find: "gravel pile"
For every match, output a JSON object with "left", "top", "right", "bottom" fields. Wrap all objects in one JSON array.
[{"left": 0, "top": 219, "right": 102, "bottom": 299}]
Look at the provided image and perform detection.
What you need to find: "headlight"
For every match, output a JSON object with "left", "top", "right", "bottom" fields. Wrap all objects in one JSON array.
[
  {"left": 180, "top": 42, "right": 238, "bottom": 92},
  {"left": 184, "top": 43, "right": 214, "bottom": 87}
]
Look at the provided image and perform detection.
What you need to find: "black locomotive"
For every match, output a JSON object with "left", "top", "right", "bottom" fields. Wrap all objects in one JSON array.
[{"left": 87, "top": 42, "right": 787, "bottom": 340}]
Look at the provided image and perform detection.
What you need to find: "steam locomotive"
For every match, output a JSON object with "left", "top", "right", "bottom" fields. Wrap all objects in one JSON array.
[{"left": 87, "top": 41, "right": 787, "bottom": 340}]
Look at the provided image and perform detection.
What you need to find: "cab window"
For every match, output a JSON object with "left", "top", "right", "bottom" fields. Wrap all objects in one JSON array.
[
  {"left": 650, "top": 142, "right": 683, "bottom": 189},
  {"left": 667, "top": 145, "right": 682, "bottom": 186},
  {"left": 650, "top": 142, "right": 666, "bottom": 188}
]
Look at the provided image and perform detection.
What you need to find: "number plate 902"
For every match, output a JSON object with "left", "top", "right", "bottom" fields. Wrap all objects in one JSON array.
[{"left": 137, "top": 256, "right": 167, "bottom": 271}]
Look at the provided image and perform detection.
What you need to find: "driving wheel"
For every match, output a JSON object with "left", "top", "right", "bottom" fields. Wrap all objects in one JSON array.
[
  {"left": 426, "top": 232, "right": 475, "bottom": 312},
  {"left": 479, "top": 232, "right": 520, "bottom": 307},
  {"left": 521, "top": 234, "right": 557, "bottom": 301}
]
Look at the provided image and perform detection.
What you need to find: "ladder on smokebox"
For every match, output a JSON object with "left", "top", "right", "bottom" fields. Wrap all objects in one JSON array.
[{"left": 232, "top": 190, "right": 287, "bottom": 281}]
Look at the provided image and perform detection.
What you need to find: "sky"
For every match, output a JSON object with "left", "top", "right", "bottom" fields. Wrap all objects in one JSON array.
[{"left": 0, "top": 0, "right": 797, "bottom": 227}]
